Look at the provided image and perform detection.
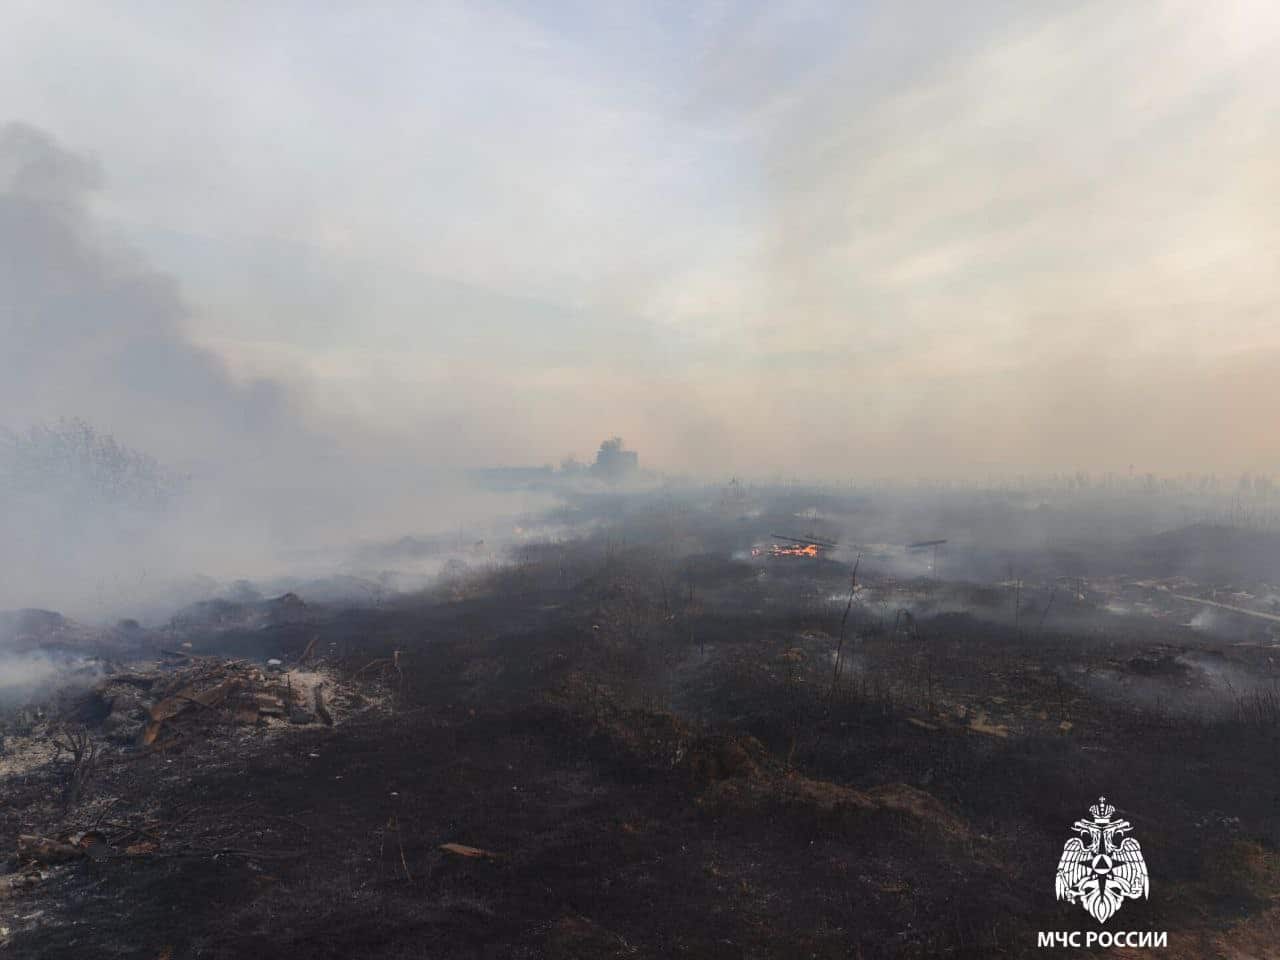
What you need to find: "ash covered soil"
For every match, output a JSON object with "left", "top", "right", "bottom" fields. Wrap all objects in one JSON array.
[{"left": 4, "top": 537, "right": 1280, "bottom": 958}]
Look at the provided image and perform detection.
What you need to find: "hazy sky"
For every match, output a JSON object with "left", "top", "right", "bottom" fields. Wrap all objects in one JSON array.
[{"left": 2, "top": 1, "right": 1277, "bottom": 478}]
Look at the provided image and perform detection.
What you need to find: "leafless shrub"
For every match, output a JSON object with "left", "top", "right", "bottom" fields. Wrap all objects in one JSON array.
[{"left": 51, "top": 724, "right": 98, "bottom": 810}]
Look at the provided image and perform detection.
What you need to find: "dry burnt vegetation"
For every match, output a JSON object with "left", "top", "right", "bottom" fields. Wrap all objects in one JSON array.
[{"left": 4, "top": 496, "right": 1280, "bottom": 958}]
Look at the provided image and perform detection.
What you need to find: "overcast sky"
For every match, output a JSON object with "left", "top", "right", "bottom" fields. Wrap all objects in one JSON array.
[{"left": 2, "top": 1, "right": 1277, "bottom": 479}]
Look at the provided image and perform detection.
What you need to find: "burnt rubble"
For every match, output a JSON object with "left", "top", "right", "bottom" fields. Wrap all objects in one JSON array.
[
  {"left": 0, "top": 639, "right": 373, "bottom": 938},
  {"left": 88, "top": 653, "right": 338, "bottom": 748}
]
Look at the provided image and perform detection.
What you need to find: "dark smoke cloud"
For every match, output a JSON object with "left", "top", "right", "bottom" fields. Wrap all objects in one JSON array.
[
  {"left": 0, "top": 122, "right": 290, "bottom": 460},
  {"left": 0, "top": 123, "right": 542, "bottom": 618}
]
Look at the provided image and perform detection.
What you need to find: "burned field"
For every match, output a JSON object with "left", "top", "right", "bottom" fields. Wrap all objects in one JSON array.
[{"left": 4, "top": 494, "right": 1280, "bottom": 958}]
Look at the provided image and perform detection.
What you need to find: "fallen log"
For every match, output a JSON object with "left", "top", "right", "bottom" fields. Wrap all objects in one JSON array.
[{"left": 440, "top": 842, "right": 501, "bottom": 860}]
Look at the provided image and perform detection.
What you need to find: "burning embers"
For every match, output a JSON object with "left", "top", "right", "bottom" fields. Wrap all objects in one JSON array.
[
  {"left": 768, "top": 542, "right": 821, "bottom": 558},
  {"left": 752, "top": 533, "right": 838, "bottom": 560}
]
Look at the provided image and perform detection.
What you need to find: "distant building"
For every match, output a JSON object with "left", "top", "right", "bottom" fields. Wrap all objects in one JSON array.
[{"left": 591, "top": 437, "right": 639, "bottom": 483}]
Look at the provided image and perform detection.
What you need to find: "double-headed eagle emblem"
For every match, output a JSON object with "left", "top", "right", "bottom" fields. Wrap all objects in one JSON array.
[{"left": 1055, "top": 797, "right": 1149, "bottom": 923}]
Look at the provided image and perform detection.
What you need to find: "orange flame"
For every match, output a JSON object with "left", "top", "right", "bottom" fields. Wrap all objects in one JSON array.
[{"left": 769, "top": 542, "right": 820, "bottom": 558}]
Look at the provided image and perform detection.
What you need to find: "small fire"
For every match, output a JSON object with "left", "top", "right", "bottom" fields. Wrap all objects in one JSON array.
[{"left": 771, "top": 542, "right": 820, "bottom": 558}]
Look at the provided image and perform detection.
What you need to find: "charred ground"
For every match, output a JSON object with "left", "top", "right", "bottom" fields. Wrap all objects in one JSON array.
[{"left": 3, "top": 488, "right": 1280, "bottom": 958}]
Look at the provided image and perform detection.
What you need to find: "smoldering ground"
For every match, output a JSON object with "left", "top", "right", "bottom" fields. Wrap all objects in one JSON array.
[{"left": 0, "top": 651, "right": 101, "bottom": 709}]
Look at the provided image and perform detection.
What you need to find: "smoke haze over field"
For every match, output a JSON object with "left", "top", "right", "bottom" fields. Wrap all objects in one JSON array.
[
  {"left": 2, "top": 1, "right": 1279, "bottom": 477},
  {"left": 0, "top": 3, "right": 1278, "bottom": 613}
]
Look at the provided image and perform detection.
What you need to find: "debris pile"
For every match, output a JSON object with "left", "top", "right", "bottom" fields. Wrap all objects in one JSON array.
[{"left": 90, "top": 655, "right": 338, "bottom": 748}]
